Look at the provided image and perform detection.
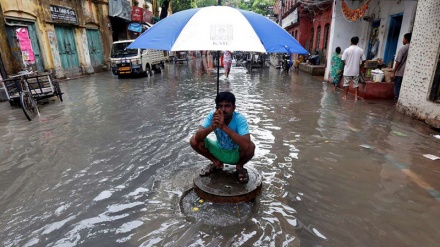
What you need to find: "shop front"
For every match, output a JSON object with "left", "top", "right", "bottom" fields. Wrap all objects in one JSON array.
[{"left": 109, "top": 0, "right": 131, "bottom": 41}]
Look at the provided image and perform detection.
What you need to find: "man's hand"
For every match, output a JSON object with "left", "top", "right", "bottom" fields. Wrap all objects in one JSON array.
[
  {"left": 212, "top": 109, "right": 224, "bottom": 129},
  {"left": 390, "top": 71, "right": 396, "bottom": 80}
]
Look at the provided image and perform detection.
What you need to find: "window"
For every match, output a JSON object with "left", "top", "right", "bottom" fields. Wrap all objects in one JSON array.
[
  {"left": 310, "top": 28, "right": 314, "bottom": 50},
  {"left": 316, "top": 26, "right": 321, "bottom": 50},
  {"left": 430, "top": 52, "right": 440, "bottom": 102},
  {"left": 324, "top": 24, "right": 330, "bottom": 49}
]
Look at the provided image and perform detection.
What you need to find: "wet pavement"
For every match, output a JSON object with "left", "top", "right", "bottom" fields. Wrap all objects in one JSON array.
[{"left": 1, "top": 56, "right": 440, "bottom": 246}]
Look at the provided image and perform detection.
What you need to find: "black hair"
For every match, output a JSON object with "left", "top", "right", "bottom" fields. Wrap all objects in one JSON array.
[
  {"left": 404, "top": 33, "right": 412, "bottom": 43},
  {"left": 215, "top": 92, "right": 235, "bottom": 107},
  {"left": 336, "top": 47, "right": 341, "bottom": 54},
  {"left": 351, "top": 36, "right": 359, "bottom": 45}
]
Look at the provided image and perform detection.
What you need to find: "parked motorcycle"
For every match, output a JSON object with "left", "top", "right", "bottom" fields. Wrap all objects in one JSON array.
[{"left": 281, "top": 53, "right": 292, "bottom": 71}]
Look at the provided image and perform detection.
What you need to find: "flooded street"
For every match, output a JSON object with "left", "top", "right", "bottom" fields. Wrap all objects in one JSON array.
[{"left": 1, "top": 57, "right": 440, "bottom": 247}]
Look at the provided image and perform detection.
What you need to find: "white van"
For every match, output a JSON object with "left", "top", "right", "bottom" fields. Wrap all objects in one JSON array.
[{"left": 110, "top": 40, "right": 165, "bottom": 78}]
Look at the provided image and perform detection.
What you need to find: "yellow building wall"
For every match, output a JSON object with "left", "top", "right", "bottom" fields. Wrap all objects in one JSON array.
[{"left": 0, "top": 0, "right": 111, "bottom": 77}]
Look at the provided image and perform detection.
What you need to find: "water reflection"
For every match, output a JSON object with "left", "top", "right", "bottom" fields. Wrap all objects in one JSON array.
[{"left": 1, "top": 59, "right": 440, "bottom": 246}]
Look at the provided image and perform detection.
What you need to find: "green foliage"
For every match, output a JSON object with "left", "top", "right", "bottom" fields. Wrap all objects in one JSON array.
[
  {"left": 193, "top": 0, "right": 218, "bottom": 8},
  {"left": 167, "top": 0, "right": 275, "bottom": 15},
  {"left": 236, "top": 0, "right": 275, "bottom": 16},
  {"left": 162, "top": 0, "right": 192, "bottom": 13}
]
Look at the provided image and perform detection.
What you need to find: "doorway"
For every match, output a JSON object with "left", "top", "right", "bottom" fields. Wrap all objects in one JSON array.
[
  {"left": 86, "top": 29, "right": 104, "bottom": 66},
  {"left": 54, "top": 26, "right": 79, "bottom": 70},
  {"left": 5, "top": 21, "right": 45, "bottom": 73},
  {"left": 384, "top": 14, "right": 403, "bottom": 67}
]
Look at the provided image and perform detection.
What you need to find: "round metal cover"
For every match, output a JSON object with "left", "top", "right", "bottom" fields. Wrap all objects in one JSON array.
[{"left": 193, "top": 165, "right": 262, "bottom": 203}]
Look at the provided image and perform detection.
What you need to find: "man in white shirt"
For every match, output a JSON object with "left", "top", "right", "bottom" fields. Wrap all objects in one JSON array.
[{"left": 342, "top": 36, "right": 366, "bottom": 101}]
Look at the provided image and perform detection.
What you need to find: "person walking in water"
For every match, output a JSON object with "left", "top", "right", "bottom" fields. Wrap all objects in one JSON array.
[
  {"left": 223, "top": 50, "right": 233, "bottom": 79},
  {"left": 342, "top": 36, "right": 366, "bottom": 101},
  {"left": 330, "top": 47, "right": 344, "bottom": 90}
]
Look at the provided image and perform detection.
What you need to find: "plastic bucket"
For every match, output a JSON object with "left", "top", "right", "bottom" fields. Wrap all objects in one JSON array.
[{"left": 372, "top": 73, "right": 384, "bottom": 82}]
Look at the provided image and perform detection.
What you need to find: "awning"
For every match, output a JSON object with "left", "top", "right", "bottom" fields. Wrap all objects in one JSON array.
[
  {"left": 109, "top": 0, "right": 131, "bottom": 21},
  {"left": 128, "top": 22, "right": 142, "bottom": 32}
]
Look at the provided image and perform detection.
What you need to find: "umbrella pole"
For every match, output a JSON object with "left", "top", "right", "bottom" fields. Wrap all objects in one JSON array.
[
  {"left": 216, "top": 0, "right": 221, "bottom": 95},
  {"left": 216, "top": 51, "right": 220, "bottom": 95}
]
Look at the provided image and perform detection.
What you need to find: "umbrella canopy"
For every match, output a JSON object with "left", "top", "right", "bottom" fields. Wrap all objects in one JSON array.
[{"left": 128, "top": 6, "right": 308, "bottom": 55}]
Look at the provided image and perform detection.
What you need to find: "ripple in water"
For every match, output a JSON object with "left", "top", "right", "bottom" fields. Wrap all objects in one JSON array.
[{"left": 180, "top": 189, "right": 256, "bottom": 227}]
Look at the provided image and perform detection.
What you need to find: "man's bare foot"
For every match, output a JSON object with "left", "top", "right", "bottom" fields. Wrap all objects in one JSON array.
[
  {"left": 343, "top": 96, "right": 347, "bottom": 100},
  {"left": 200, "top": 161, "right": 224, "bottom": 176}
]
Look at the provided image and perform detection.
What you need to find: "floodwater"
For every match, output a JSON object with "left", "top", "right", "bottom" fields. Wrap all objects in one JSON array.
[{"left": 1, "top": 57, "right": 440, "bottom": 247}]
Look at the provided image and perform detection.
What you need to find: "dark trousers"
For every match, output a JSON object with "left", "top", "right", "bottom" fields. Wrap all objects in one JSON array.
[{"left": 394, "top": 76, "right": 403, "bottom": 99}]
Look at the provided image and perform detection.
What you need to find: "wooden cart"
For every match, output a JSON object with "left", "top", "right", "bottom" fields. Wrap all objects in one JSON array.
[{"left": 1, "top": 71, "right": 63, "bottom": 121}]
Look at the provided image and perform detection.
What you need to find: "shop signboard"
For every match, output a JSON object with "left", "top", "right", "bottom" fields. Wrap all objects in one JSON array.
[
  {"left": 143, "top": 10, "right": 153, "bottom": 24},
  {"left": 128, "top": 23, "right": 142, "bottom": 33},
  {"left": 50, "top": 5, "right": 78, "bottom": 24},
  {"left": 132, "top": 6, "right": 143, "bottom": 22}
]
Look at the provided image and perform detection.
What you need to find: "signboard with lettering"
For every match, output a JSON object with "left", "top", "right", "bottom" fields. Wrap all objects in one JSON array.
[
  {"left": 143, "top": 10, "right": 153, "bottom": 24},
  {"left": 132, "top": 6, "right": 143, "bottom": 22},
  {"left": 50, "top": 5, "right": 78, "bottom": 24}
]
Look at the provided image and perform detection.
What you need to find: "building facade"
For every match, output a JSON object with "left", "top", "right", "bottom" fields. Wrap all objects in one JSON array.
[
  {"left": 0, "top": 0, "right": 113, "bottom": 78},
  {"left": 274, "top": 0, "right": 439, "bottom": 126},
  {"left": 274, "top": 0, "right": 333, "bottom": 64},
  {"left": 325, "top": 0, "right": 417, "bottom": 81},
  {"left": 0, "top": 0, "right": 170, "bottom": 79}
]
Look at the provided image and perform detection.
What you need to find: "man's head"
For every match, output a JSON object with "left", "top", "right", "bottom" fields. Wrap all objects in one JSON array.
[
  {"left": 315, "top": 51, "right": 319, "bottom": 55},
  {"left": 403, "top": 33, "right": 412, "bottom": 44},
  {"left": 215, "top": 92, "right": 236, "bottom": 119},
  {"left": 351, "top": 36, "right": 359, "bottom": 45}
]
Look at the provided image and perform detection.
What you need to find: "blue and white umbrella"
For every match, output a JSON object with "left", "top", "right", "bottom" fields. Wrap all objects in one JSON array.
[{"left": 128, "top": 6, "right": 308, "bottom": 54}]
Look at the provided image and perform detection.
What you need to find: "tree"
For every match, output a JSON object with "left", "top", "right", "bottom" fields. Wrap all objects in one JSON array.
[
  {"left": 239, "top": 0, "right": 275, "bottom": 16},
  {"left": 162, "top": 0, "right": 192, "bottom": 13},
  {"left": 193, "top": 0, "right": 218, "bottom": 8},
  {"left": 165, "top": 0, "right": 275, "bottom": 15}
]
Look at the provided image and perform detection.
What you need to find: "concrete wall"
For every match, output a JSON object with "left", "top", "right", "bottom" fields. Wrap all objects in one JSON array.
[
  {"left": 397, "top": 0, "right": 440, "bottom": 123},
  {"left": 286, "top": 6, "right": 313, "bottom": 51}
]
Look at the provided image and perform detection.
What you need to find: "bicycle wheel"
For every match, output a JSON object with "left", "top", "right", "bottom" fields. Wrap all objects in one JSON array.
[
  {"left": 53, "top": 81, "right": 63, "bottom": 102},
  {"left": 20, "top": 91, "right": 39, "bottom": 121}
]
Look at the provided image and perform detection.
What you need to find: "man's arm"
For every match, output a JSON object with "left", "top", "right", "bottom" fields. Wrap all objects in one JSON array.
[
  {"left": 194, "top": 112, "right": 217, "bottom": 142},
  {"left": 391, "top": 61, "right": 401, "bottom": 79},
  {"left": 392, "top": 47, "right": 404, "bottom": 79},
  {"left": 194, "top": 125, "right": 215, "bottom": 142}
]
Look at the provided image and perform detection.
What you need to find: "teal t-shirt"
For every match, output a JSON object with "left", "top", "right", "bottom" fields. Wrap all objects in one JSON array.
[{"left": 202, "top": 111, "right": 249, "bottom": 150}]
